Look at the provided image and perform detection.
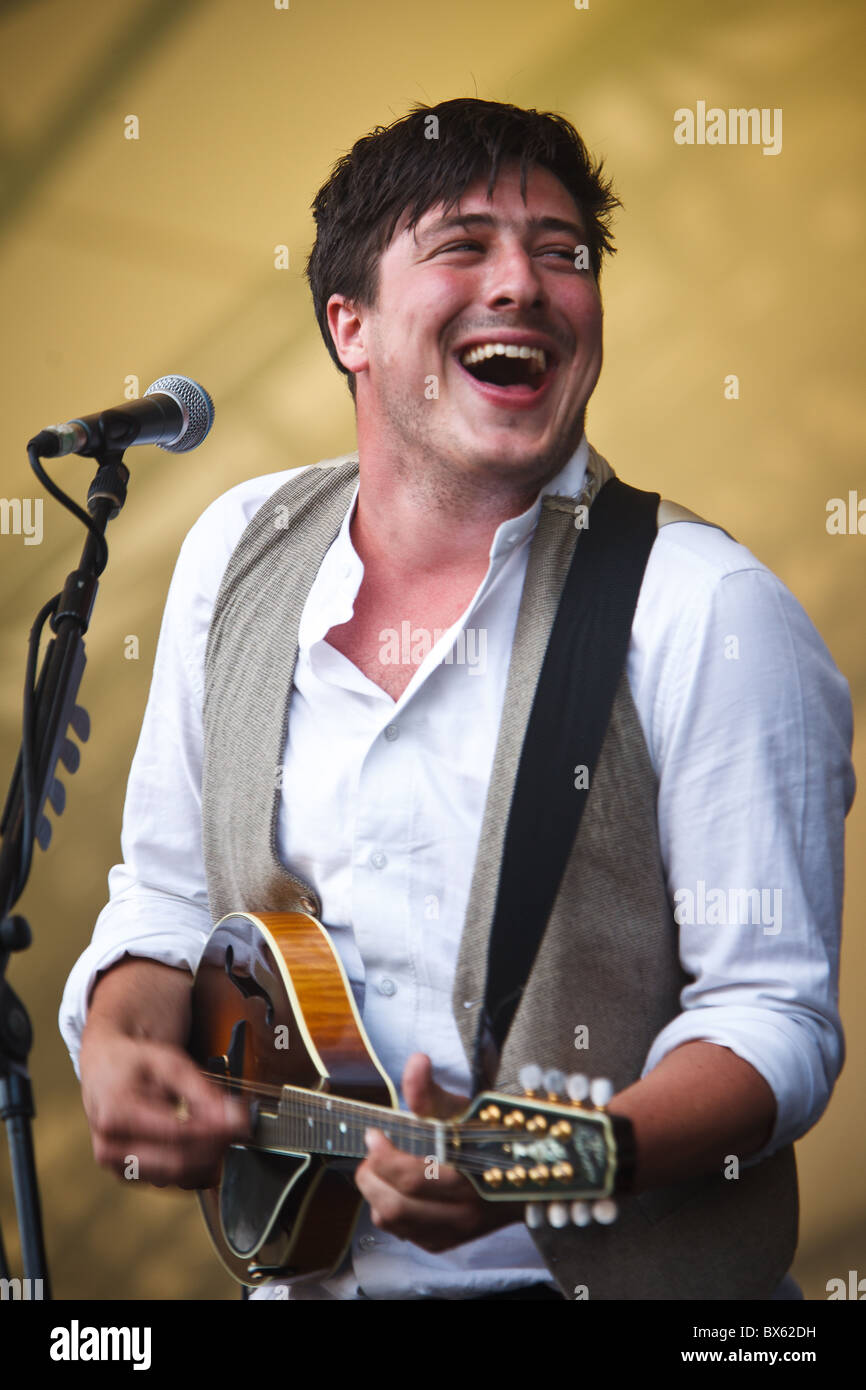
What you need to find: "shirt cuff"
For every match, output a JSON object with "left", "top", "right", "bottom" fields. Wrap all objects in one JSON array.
[{"left": 58, "top": 903, "right": 212, "bottom": 1079}]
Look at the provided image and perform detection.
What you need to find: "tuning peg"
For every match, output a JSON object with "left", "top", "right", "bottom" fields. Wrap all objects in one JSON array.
[
  {"left": 518, "top": 1063, "right": 544, "bottom": 1096},
  {"left": 48, "top": 778, "right": 65, "bottom": 816},
  {"left": 546, "top": 1202, "right": 570, "bottom": 1229},
  {"left": 59, "top": 737, "right": 79, "bottom": 774},
  {"left": 589, "top": 1077, "right": 614, "bottom": 1109},
  {"left": 70, "top": 705, "right": 90, "bottom": 741},
  {"left": 591, "top": 1198, "right": 618, "bottom": 1225},
  {"left": 543, "top": 1068, "right": 567, "bottom": 1098},
  {"left": 566, "top": 1073, "right": 590, "bottom": 1105},
  {"left": 36, "top": 815, "right": 52, "bottom": 850},
  {"left": 570, "top": 1201, "right": 592, "bottom": 1227},
  {"left": 528, "top": 1164, "right": 551, "bottom": 1184},
  {"left": 525, "top": 1203, "right": 545, "bottom": 1229}
]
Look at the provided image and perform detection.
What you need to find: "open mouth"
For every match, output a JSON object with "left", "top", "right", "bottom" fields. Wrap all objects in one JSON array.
[{"left": 455, "top": 342, "right": 556, "bottom": 401}]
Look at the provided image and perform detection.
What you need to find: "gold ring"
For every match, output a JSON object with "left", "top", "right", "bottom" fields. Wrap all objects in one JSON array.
[{"left": 175, "top": 1097, "right": 191, "bottom": 1124}]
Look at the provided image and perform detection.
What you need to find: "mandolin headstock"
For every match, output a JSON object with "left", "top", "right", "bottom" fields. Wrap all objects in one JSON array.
[{"left": 456, "top": 1066, "right": 623, "bottom": 1226}]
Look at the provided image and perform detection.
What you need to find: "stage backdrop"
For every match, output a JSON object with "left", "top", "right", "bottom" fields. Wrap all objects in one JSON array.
[{"left": 0, "top": 0, "right": 863, "bottom": 1299}]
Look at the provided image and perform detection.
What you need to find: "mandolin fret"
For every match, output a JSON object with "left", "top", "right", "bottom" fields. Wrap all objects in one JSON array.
[{"left": 252, "top": 1088, "right": 455, "bottom": 1163}]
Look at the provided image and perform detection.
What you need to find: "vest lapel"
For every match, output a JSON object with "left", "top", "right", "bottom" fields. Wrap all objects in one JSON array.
[{"left": 202, "top": 455, "right": 360, "bottom": 922}]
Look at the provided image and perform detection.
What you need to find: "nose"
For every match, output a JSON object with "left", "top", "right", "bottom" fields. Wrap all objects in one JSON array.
[{"left": 483, "top": 241, "right": 547, "bottom": 312}]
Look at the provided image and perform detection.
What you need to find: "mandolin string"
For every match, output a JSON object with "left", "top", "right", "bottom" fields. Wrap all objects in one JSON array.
[
  {"left": 202, "top": 1070, "right": 445, "bottom": 1127},
  {"left": 200, "top": 1069, "right": 591, "bottom": 1124},
  {"left": 200, "top": 1070, "right": 571, "bottom": 1137},
  {"left": 207, "top": 1077, "right": 517, "bottom": 1160},
  {"left": 197, "top": 1071, "right": 599, "bottom": 1176},
  {"left": 200, "top": 1072, "right": 593, "bottom": 1129}
]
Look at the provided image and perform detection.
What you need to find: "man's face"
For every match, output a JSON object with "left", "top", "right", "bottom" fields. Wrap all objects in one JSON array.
[{"left": 329, "top": 161, "right": 604, "bottom": 487}]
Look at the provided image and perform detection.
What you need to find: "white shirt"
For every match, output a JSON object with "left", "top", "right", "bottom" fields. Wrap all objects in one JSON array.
[{"left": 59, "top": 436, "right": 855, "bottom": 1300}]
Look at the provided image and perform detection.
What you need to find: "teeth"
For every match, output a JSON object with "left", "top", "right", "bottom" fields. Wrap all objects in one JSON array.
[{"left": 460, "top": 343, "right": 548, "bottom": 373}]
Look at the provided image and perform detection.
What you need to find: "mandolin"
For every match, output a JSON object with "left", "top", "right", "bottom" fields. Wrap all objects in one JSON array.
[{"left": 188, "top": 909, "right": 632, "bottom": 1288}]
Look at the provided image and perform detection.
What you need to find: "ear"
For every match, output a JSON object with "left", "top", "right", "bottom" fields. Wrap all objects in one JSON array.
[{"left": 326, "top": 294, "right": 370, "bottom": 377}]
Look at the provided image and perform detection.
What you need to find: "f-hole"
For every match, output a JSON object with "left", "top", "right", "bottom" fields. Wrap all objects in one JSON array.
[{"left": 224, "top": 942, "right": 275, "bottom": 1026}]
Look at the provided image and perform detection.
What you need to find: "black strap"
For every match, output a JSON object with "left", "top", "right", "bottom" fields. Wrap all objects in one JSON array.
[{"left": 474, "top": 478, "right": 661, "bottom": 1090}]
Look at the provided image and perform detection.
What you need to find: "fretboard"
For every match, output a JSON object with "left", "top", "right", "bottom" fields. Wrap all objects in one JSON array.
[{"left": 253, "top": 1085, "right": 458, "bottom": 1163}]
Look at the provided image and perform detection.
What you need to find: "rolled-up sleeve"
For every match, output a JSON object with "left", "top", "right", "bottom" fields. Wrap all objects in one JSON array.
[{"left": 632, "top": 539, "right": 855, "bottom": 1159}]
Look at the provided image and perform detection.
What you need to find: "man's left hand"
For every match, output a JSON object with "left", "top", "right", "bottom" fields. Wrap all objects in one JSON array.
[{"left": 354, "top": 1052, "right": 518, "bottom": 1253}]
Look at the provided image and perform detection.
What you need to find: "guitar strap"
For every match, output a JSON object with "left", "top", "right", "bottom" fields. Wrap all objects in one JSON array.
[{"left": 473, "top": 477, "right": 661, "bottom": 1095}]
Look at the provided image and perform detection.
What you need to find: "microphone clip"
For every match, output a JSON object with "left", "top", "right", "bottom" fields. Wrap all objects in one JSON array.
[{"left": 86, "top": 452, "right": 130, "bottom": 519}]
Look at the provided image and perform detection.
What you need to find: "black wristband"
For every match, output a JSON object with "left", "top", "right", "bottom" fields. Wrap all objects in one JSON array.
[{"left": 610, "top": 1114, "right": 637, "bottom": 1194}]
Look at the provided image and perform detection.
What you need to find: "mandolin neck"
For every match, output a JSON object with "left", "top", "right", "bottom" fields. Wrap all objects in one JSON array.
[{"left": 253, "top": 1084, "right": 456, "bottom": 1164}]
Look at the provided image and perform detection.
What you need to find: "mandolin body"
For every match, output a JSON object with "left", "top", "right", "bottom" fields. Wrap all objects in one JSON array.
[
  {"left": 188, "top": 910, "right": 398, "bottom": 1288},
  {"left": 189, "top": 911, "right": 623, "bottom": 1289}
]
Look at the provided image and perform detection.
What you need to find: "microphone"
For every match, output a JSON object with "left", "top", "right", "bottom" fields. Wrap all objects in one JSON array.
[{"left": 28, "top": 375, "right": 215, "bottom": 458}]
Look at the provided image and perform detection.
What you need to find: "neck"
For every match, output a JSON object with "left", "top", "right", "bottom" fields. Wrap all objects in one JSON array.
[
  {"left": 351, "top": 420, "right": 584, "bottom": 584},
  {"left": 256, "top": 1084, "right": 456, "bottom": 1163}
]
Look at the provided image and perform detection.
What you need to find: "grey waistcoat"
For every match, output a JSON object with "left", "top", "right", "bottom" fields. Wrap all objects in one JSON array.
[{"left": 202, "top": 445, "right": 798, "bottom": 1301}]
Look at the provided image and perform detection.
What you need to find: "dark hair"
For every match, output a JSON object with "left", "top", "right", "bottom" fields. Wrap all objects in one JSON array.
[{"left": 305, "top": 97, "right": 620, "bottom": 399}]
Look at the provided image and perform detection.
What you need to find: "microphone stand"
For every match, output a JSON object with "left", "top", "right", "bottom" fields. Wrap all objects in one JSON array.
[{"left": 0, "top": 444, "right": 130, "bottom": 1301}]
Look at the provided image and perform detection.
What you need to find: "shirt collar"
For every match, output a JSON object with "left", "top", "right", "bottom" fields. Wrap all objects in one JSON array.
[{"left": 298, "top": 433, "right": 590, "bottom": 651}]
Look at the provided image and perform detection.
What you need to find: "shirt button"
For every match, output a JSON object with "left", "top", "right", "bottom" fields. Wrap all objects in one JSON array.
[
  {"left": 378, "top": 977, "right": 397, "bottom": 997},
  {"left": 369, "top": 851, "right": 387, "bottom": 870},
  {"left": 358, "top": 1235, "right": 377, "bottom": 1252},
  {"left": 384, "top": 724, "right": 399, "bottom": 742}
]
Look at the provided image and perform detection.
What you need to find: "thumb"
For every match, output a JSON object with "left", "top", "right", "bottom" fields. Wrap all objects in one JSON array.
[{"left": 402, "top": 1052, "right": 467, "bottom": 1120}]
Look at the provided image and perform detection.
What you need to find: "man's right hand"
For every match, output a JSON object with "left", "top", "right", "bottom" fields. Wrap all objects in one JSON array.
[{"left": 78, "top": 957, "right": 250, "bottom": 1190}]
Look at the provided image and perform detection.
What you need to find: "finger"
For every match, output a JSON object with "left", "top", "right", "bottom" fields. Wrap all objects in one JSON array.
[
  {"left": 92, "top": 1113, "right": 232, "bottom": 1165},
  {"left": 360, "top": 1129, "right": 468, "bottom": 1200},
  {"left": 95, "top": 1135, "right": 225, "bottom": 1189},
  {"left": 401, "top": 1053, "right": 467, "bottom": 1120},
  {"left": 401, "top": 1054, "right": 436, "bottom": 1116},
  {"left": 87, "top": 1047, "right": 250, "bottom": 1145},
  {"left": 91, "top": 1086, "right": 248, "bottom": 1149},
  {"left": 355, "top": 1159, "right": 483, "bottom": 1250},
  {"left": 138, "top": 1046, "right": 251, "bottom": 1131}
]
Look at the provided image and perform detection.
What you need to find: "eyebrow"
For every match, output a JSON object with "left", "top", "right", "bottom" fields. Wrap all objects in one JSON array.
[{"left": 415, "top": 212, "right": 586, "bottom": 245}]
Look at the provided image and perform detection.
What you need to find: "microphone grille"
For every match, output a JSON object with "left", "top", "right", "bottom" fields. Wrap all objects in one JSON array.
[{"left": 144, "top": 375, "right": 215, "bottom": 452}]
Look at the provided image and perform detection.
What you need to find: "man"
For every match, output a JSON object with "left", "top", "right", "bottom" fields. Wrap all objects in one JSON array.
[{"left": 60, "top": 98, "right": 855, "bottom": 1300}]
